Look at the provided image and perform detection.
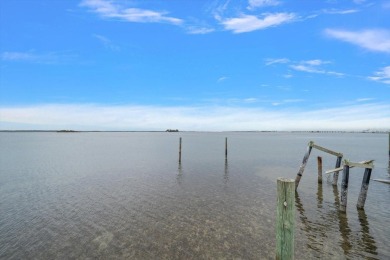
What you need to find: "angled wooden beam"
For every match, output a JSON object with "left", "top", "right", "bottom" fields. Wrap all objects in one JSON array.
[{"left": 310, "top": 143, "right": 343, "bottom": 157}]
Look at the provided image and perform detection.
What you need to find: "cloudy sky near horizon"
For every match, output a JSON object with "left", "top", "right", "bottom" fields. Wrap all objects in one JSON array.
[{"left": 1, "top": 0, "right": 389, "bottom": 131}]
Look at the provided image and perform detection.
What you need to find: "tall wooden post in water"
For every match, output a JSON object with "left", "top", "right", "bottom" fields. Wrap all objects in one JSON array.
[
  {"left": 332, "top": 156, "right": 343, "bottom": 186},
  {"left": 179, "top": 137, "right": 182, "bottom": 164},
  {"left": 225, "top": 137, "right": 228, "bottom": 161},
  {"left": 276, "top": 178, "right": 295, "bottom": 260},
  {"left": 317, "top": 156, "right": 323, "bottom": 183},
  {"left": 295, "top": 141, "right": 313, "bottom": 190},
  {"left": 357, "top": 168, "right": 373, "bottom": 209},
  {"left": 340, "top": 163, "right": 350, "bottom": 212}
]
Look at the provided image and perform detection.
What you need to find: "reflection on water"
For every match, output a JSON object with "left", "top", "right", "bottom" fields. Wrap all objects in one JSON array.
[
  {"left": 224, "top": 159, "right": 229, "bottom": 184},
  {"left": 296, "top": 181, "right": 379, "bottom": 259}
]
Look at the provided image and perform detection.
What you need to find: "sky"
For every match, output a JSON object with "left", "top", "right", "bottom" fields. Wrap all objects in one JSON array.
[{"left": 0, "top": 0, "right": 389, "bottom": 131}]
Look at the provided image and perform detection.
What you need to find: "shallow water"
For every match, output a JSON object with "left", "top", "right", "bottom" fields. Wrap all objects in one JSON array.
[{"left": 0, "top": 132, "right": 389, "bottom": 259}]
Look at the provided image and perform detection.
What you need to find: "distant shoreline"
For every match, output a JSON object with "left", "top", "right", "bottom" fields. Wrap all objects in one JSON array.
[{"left": 0, "top": 130, "right": 388, "bottom": 134}]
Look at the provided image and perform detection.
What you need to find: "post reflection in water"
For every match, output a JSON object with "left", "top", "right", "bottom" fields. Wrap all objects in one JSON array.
[
  {"left": 357, "top": 209, "right": 378, "bottom": 257},
  {"left": 177, "top": 162, "right": 183, "bottom": 185},
  {"left": 317, "top": 181, "right": 323, "bottom": 208},
  {"left": 332, "top": 185, "right": 352, "bottom": 255},
  {"left": 224, "top": 159, "right": 229, "bottom": 184},
  {"left": 295, "top": 182, "right": 379, "bottom": 258}
]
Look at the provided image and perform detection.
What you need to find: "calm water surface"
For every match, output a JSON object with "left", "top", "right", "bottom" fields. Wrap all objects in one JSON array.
[{"left": 0, "top": 132, "right": 389, "bottom": 259}]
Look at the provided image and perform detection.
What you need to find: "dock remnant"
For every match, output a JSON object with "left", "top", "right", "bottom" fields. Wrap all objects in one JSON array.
[
  {"left": 339, "top": 160, "right": 374, "bottom": 212},
  {"left": 295, "top": 141, "right": 343, "bottom": 190}
]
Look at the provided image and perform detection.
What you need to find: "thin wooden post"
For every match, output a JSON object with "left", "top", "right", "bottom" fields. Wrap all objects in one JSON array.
[
  {"left": 340, "top": 164, "right": 350, "bottom": 212},
  {"left": 317, "top": 156, "right": 323, "bottom": 184},
  {"left": 295, "top": 141, "right": 313, "bottom": 190},
  {"left": 179, "top": 137, "right": 182, "bottom": 164},
  {"left": 276, "top": 178, "right": 295, "bottom": 260},
  {"left": 357, "top": 168, "right": 372, "bottom": 209},
  {"left": 332, "top": 156, "right": 343, "bottom": 186},
  {"left": 225, "top": 137, "right": 228, "bottom": 161}
]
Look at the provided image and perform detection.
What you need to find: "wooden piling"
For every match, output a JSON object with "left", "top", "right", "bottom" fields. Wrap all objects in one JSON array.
[
  {"left": 225, "top": 137, "right": 228, "bottom": 161},
  {"left": 295, "top": 141, "right": 313, "bottom": 190},
  {"left": 179, "top": 137, "right": 182, "bottom": 164},
  {"left": 276, "top": 178, "right": 295, "bottom": 260},
  {"left": 340, "top": 164, "right": 350, "bottom": 212},
  {"left": 357, "top": 168, "right": 372, "bottom": 209},
  {"left": 332, "top": 156, "right": 343, "bottom": 186},
  {"left": 317, "top": 156, "right": 323, "bottom": 184}
]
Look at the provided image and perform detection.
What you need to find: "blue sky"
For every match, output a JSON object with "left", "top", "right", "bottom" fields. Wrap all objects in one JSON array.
[{"left": 0, "top": 0, "right": 389, "bottom": 131}]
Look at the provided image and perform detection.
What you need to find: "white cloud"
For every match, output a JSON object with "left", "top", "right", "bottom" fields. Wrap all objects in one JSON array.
[
  {"left": 325, "top": 29, "right": 390, "bottom": 53},
  {"left": 221, "top": 13, "right": 296, "bottom": 33},
  {"left": 80, "top": 0, "right": 183, "bottom": 25},
  {"left": 368, "top": 66, "right": 390, "bottom": 84},
  {"left": 247, "top": 0, "right": 280, "bottom": 10},
  {"left": 1, "top": 103, "right": 389, "bottom": 131}
]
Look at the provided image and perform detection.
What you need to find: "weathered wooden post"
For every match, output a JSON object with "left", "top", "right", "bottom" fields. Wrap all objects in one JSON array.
[
  {"left": 179, "top": 137, "right": 182, "bottom": 164},
  {"left": 357, "top": 168, "right": 373, "bottom": 209},
  {"left": 276, "top": 178, "right": 295, "bottom": 260},
  {"left": 295, "top": 141, "right": 313, "bottom": 190},
  {"left": 225, "top": 137, "right": 228, "bottom": 161},
  {"left": 317, "top": 156, "right": 323, "bottom": 183},
  {"left": 332, "top": 156, "right": 343, "bottom": 186},
  {"left": 340, "top": 162, "right": 350, "bottom": 212}
]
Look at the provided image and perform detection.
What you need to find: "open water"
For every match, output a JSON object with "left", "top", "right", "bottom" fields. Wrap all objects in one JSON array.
[{"left": 0, "top": 132, "right": 389, "bottom": 259}]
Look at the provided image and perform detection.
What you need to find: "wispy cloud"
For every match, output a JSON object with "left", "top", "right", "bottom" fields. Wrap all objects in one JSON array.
[
  {"left": 323, "top": 9, "right": 359, "bottom": 15},
  {"left": 247, "top": 0, "right": 280, "bottom": 10},
  {"left": 290, "top": 62, "right": 344, "bottom": 77},
  {"left": 220, "top": 12, "right": 296, "bottom": 33},
  {"left": 186, "top": 26, "right": 215, "bottom": 34},
  {"left": 325, "top": 28, "right": 390, "bottom": 53},
  {"left": 356, "top": 98, "right": 374, "bottom": 102},
  {"left": 1, "top": 51, "right": 75, "bottom": 64},
  {"left": 1, "top": 103, "right": 389, "bottom": 131},
  {"left": 265, "top": 58, "right": 290, "bottom": 65},
  {"left": 80, "top": 0, "right": 183, "bottom": 25},
  {"left": 368, "top": 66, "right": 390, "bottom": 84},
  {"left": 93, "top": 34, "right": 120, "bottom": 51},
  {"left": 266, "top": 58, "right": 345, "bottom": 77},
  {"left": 217, "top": 76, "right": 228, "bottom": 82}
]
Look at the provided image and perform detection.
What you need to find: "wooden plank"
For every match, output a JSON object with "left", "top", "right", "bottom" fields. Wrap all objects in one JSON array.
[
  {"left": 345, "top": 161, "right": 374, "bottom": 169},
  {"left": 373, "top": 179, "right": 390, "bottom": 184},
  {"left": 310, "top": 143, "right": 343, "bottom": 157},
  {"left": 325, "top": 160, "right": 374, "bottom": 174},
  {"left": 276, "top": 178, "right": 295, "bottom": 260}
]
